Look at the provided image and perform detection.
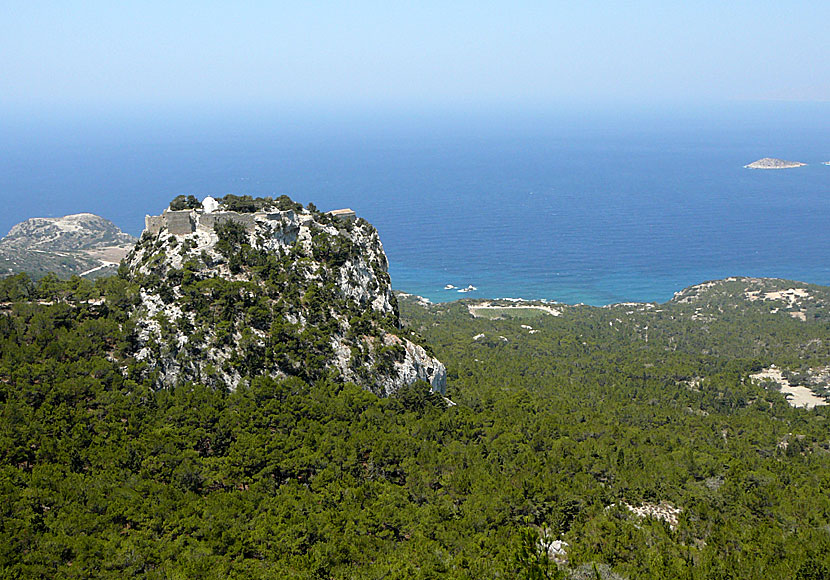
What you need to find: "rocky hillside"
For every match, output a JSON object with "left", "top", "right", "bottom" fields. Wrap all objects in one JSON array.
[
  {"left": 125, "top": 195, "right": 446, "bottom": 395},
  {"left": 670, "top": 276, "right": 830, "bottom": 321},
  {"left": 0, "top": 213, "right": 136, "bottom": 279}
]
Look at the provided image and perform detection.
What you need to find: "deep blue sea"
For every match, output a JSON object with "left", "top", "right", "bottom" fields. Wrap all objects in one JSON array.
[{"left": 1, "top": 103, "right": 828, "bottom": 305}]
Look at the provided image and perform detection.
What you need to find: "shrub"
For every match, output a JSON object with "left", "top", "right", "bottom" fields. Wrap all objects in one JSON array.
[{"left": 169, "top": 194, "right": 201, "bottom": 211}]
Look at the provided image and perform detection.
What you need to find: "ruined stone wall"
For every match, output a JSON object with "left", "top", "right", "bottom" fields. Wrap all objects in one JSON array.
[
  {"left": 165, "top": 211, "right": 195, "bottom": 235},
  {"left": 328, "top": 209, "right": 356, "bottom": 222},
  {"left": 199, "top": 211, "right": 256, "bottom": 232},
  {"left": 196, "top": 213, "right": 215, "bottom": 232},
  {"left": 145, "top": 215, "right": 164, "bottom": 236},
  {"left": 144, "top": 207, "right": 298, "bottom": 237}
]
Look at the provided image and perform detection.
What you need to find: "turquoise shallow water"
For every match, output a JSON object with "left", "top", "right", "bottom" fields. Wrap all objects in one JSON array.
[{"left": 1, "top": 104, "right": 828, "bottom": 305}]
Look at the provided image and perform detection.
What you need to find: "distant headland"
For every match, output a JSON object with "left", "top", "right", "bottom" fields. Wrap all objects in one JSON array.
[{"left": 744, "top": 157, "right": 807, "bottom": 169}]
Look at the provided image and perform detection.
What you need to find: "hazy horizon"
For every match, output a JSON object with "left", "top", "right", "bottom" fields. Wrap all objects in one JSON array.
[{"left": 2, "top": 2, "right": 828, "bottom": 114}]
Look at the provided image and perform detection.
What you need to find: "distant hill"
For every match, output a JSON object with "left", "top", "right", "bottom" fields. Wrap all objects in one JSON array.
[{"left": 0, "top": 213, "right": 136, "bottom": 279}]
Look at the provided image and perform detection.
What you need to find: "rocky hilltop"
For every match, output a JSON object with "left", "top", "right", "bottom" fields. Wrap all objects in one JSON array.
[
  {"left": 744, "top": 157, "right": 806, "bottom": 169},
  {"left": 671, "top": 276, "right": 827, "bottom": 313},
  {"left": 126, "top": 194, "right": 446, "bottom": 395},
  {"left": 0, "top": 213, "right": 136, "bottom": 279}
]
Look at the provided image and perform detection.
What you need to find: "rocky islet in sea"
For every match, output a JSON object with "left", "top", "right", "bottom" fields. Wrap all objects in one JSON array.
[{"left": 744, "top": 157, "right": 807, "bottom": 169}]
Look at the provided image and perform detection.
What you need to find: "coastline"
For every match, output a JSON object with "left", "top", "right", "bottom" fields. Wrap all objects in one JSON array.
[{"left": 394, "top": 275, "right": 830, "bottom": 308}]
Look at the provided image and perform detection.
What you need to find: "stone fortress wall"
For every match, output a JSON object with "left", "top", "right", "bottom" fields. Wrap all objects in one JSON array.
[
  {"left": 144, "top": 200, "right": 298, "bottom": 237},
  {"left": 144, "top": 196, "right": 355, "bottom": 237},
  {"left": 164, "top": 211, "right": 197, "bottom": 235}
]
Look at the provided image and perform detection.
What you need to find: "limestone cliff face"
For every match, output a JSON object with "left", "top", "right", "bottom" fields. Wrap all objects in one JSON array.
[{"left": 126, "top": 197, "right": 445, "bottom": 396}]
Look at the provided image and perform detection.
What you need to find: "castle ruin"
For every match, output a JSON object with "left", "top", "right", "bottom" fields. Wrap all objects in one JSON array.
[
  {"left": 144, "top": 196, "right": 297, "bottom": 237},
  {"left": 144, "top": 197, "right": 356, "bottom": 237}
]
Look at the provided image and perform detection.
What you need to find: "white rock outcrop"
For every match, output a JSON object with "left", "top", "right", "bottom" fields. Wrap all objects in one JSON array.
[{"left": 127, "top": 199, "right": 446, "bottom": 396}]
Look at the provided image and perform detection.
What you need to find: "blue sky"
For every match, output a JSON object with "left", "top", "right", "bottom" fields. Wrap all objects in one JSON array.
[{"left": 1, "top": 1, "right": 828, "bottom": 112}]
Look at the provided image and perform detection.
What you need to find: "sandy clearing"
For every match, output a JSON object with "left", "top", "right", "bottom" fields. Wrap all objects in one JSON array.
[
  {"left": 468, "top": 302, "right": 562, "bottom": 318},
  {"left": 750, "top": 367, "right": 828, "bottom": 410},
  {"left": 82, "top": 246, "right": 133, "bottom": 262},
  {"left": 745, "top": 287, "right": 810, "bottom": 307}
]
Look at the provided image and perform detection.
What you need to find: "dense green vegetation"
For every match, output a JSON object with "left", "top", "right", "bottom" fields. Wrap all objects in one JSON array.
[
  {"left": 167, "top": 194, "right": 305, "bottom": 213},
  {"left": 217, "top": 194, "right": 304, "bottom": 214},
  {"left": 2, "top": 272, "right": 830, "bottom": 578},
  {"left": 168, "top": 195, "right": 202, "bottom": 211}
]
